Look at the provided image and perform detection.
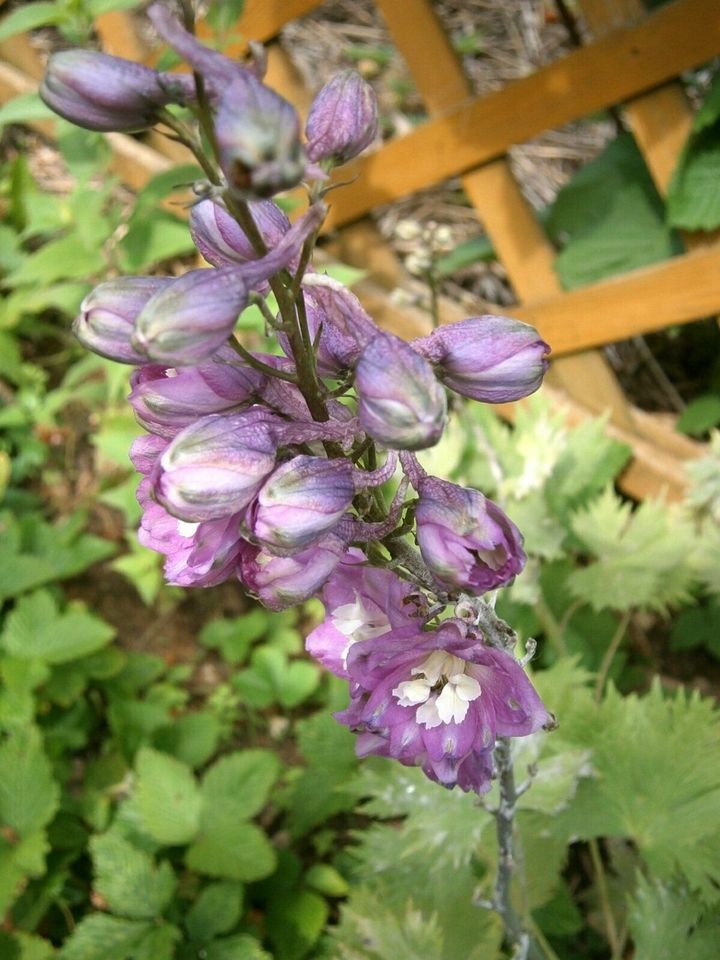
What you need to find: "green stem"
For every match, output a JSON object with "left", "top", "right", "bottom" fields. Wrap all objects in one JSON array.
[
  {"left": 226, "top": 336, "right": 297, "bottom": 382},
  {"left": 535, "top": 599, "right": 568, "bottom": 658},
  {"left": 594, "top": 611, "right": 631, "bottom": 703},
  {"left": 589, "top": 838, "right": 621, "bottom": 956}
]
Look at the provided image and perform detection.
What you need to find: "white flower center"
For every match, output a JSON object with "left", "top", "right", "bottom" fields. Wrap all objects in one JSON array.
[
  {"left": 393, "top": 650, "right": 481, "bottom": 728},
  {"left": 332, "top": 592, "right": 392, "bottom": 667}
]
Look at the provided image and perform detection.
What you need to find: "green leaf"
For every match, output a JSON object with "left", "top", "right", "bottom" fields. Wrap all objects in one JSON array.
[
  {"left": 667, "top": 131, "right": 720, "bottom": 230},
  {"left": 119, "top": 213, "right": 195, "bottom": 271},
  {"left": 91, "top": 833, "right": 176, "bottom": 919},
  {"left": 14, "top": 932, "right": 56, "bottom": 960},
  {"left": 0, "top": 3, "right": 61, "bottom": 42},
  {"left": 1, "top": 590, "right": 115, "bottom": 664},
  {"left": 5, "top": 233, "right": 106, "bottom": 287},
  {"left": 677, "top": 394, "right": 720, "bottom": 436},
  {"left": 671, "top": 603, "right": 720, "bottom": 658},
  {"left": 185, "top": 881, "right": 244, "bottom": 943},
  {"left": 0, "top": 282, "right": 90, "bottom": 329},
  {"left": 266, "top": 889, "right": 328, "bottom": 960},
  {"left": 205, "top": 0, "right": 246, "bottom": 35},
  {"left": 0, "top": 93, "right": 56, "bottom": 130},
  {"left": 135, "top": 748, "right": 201, "bottom": 845},
  {"left": 154, "top": 711, "right": 221, "bottom": 768},
  {"left": 86, "top": 0, "right": 143, "bottom": 14},
  {"left": 547, "top": 133, "right": 678, "bottom": 288},
  {"left": 628, "top": 876, "right": 720, "bottom": 960},
  {"left": 330, "top": 890, "right": 448, "bottom": 960},
  {"left": 58, "top": 915, "right": 152, "bottom": 960},
  {"left": 200, "top": 750, "right": 279, "bottom": 820},
  {"left": 0, "top": 727, "right": 59, "bottom": 836},
  {"left": 203, "top": 935, "right": 272, "bottom": 960},
  {"left": 111, "top": 542, "right": 164, "bottom": 606},
  {"left": 133, "top": 925, "right": 180, "bottom": 960},
  {"left": 305, "top": 864, "right": 350, "bottom": 898},
  {"left": 186, "top": 820, "right": 276, "bottom": 882},
  {"left": 234, "top": 647, "right": 319, "bottom": 709},
  {"left": 693, "top": 71, "right": 720, "bottom": 133},
  {"left": 200, "top": 611, "right": 268, "bottom": 664},
  {"left": 568, "top": 487, "right": 697, "bottom": 612}
]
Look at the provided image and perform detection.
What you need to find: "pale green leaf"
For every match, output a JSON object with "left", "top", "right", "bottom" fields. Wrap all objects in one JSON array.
[
  {"left": 0, "top": 93, "right": 56, "bottom": 130},
  {"left": 1, "top": 590, "right": 115, "bottom": 664},
  {"left": 135, "top": 748, "right": 201, "bottom": 845},
  {"left": 200, "top": 750, "right": 279, "bottom": 821},
  {"left": 629, "top": 876, "right": 720, "bottom": 960},
  {"left": 5, "top": 233, "right": 106, "bottom": 287},
  {"left": 185, "top": 881, "right": 244, "bottom": 943},
  {"left": 331, "top": 890, "right": 451, "bottom": 960},
  {"left": 0, "top": 3, "right": 61, "bottom": 42},
  {"left": 154, "top": 711, "right": 221, "bottom": 768},
  {"left": 86, "top": 0, "right": 142, "bottom": 14},
  {"left": 14, "top": 932, "right": 56, "bottom": 960},
  {"left": 58, "top": 915, "right": 151, "bottom": 960},
  {"left": 185, "top": 820, "right": 276, "bottom": 882},
  {"left": 91, "top": 833, "right": 176, "bottom": 919},
  {"left": 204, "top": 934, "right": 272, "bottom": 960}
]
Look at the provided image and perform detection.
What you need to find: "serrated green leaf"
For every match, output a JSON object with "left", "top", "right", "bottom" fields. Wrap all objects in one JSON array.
[
  {"left": 234, "top": 647, "right": 319, "bottom": 709},
  {"left": 330, "top": 890, "right": 449, "bottom": 960},
  {"left": 668, "top": 131, "right": 720, "bottom": 230},
  {"left": 568, "top": 487, "right": 697, "bottom": 612},
  {"left": 186, "top": 819, "right": 276, "bottom": 882},
  {"left": 201, "top": 750, "right": 279, "bottom": 821},
  {"left": 0, "top": 727, "right": 59, "bottom": 836},
  {"left": 185, "top": 881, "right": 244, "bottom": 943},
  {"left": 266, "top": 889, "right": 328, "bottom": 960},
  {"left": 628, "top": 876, "right": 720, "bottom": 960},
  {"left": 204, "top": 934, "right": 272, "bottom": 960},
  {"left": 91, "top": 833, "right": 176, "bottom": 919},
  {"left": 154, "top": 711, "right": 221, "bottom": 768},
  {"left": 58, "top": 915, "right": 152, "bottom": 960},
  {"left": 135, "top": 748, "right": 201, "bottom": 845},
  {"left": 0, "top": 3, "right": 61, "bottom": 42},
  {"left": 1, "top": 590, "right": 115, "bottom": 664},
  {"left": 132, "top": 924, "right": 180, "bottom": 960}
]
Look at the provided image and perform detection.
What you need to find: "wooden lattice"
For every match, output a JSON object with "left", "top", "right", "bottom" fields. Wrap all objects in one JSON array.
[{"left": 1, "top": 0, "right": 718, "bottom": 500}]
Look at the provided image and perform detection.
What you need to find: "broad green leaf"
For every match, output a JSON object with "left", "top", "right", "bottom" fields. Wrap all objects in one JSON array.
[
  {"left": 185, "top": 881, "right": 244, "bottom": 943},
  {"left": 0, "top": 3, "right": 61, "bottom": 42},
  {"left": 0, "top": 282, "right": 90, "bottom": 329},
  {"left": 0, "top": 93, "right": 56, "bottom": 130},
  {"left": 234, "top": 647, "right": 319, "bottom": 709},
  {"left": 14, "top": 932, "right": 56, "bottom": 960},
  {"left": 5, "top": 233, "right": 106, "bottom": 287},
  {"left": 1, "top": 590, "right": 115, "bottom": 664},
  {"left": 91, "top": 833, "right": 176, "bottom": 919},
  {"left": 186, "top": 820, "right": 276, "bottom": 882},
  {"left": 671, "top": 603, "right": 720, "bottom": 659},
  {"left": 693, "top": 71, "right": 720, "bottom": 133},
  {"left": 154, "top": 711, "right": 221, "bottom": 768},
  {"left": 204, "top": 935, "right": 272, "bottom": 960},
  {"left": 667, "top": 132, "right": 720, "bottom": 230},
  {"left": 135, "top": 748, "right": 201, "bottom": 845},
  {"left": 628, "top": 876, "right": 720, "bottom": 960},
  {"left": 677, "top": 394, "right": 720, "bottom": 436},
  {"left": 133, "top": 925, "right": 180, "bottom": 960},
  {"left": 119, "top": 213, "right": 195, "bottom": 271},
  {"left": 0, "top": 727, "right": 59, "bottom": 836},
  {"left": 266, "top": 889, "right": 328, "bottom": 960},
  {"left": 59, "top": 915, "right": 151, "bottom": 960},
  {"left": 200, "top": 611, "right": 269, "bottom": 664}
]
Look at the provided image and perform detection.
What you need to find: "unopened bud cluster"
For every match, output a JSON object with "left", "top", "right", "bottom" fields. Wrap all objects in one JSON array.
[{"left": 46, "top": 2, "right": 552, "bottom": 794}]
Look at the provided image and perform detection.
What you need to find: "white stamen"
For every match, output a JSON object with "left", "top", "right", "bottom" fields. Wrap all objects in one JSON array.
[
  {"left": 332, "top": 592, "right": 392, "bottom": 667},
  {"left": 393, "top": 651, "right": 482, "bottom": 728}
]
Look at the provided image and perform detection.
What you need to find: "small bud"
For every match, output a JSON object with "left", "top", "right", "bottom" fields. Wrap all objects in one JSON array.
[
  {"left": 40, "top": 50, "right": 190, "bottom": 132},
  {"left": 216, "top": 74, "right": 306, "bottom": 197},
  {"left": 252, "top": 456, "right": 354, "bottom": 554},
  {"left": 240, "top": 534, "right": 346, "bottom": 611},
  {"left": 305, "top": 70, "right": 378, "bottom": 165},
  {"left": 414, "top": 476, "right": 525, "bottom": 592},
  {"left": 74, "top": 277, "right": 173, "bottom": 363},
  {"left": 355, "top": 333, "right": 447, "bottom": 450},
  {"left": 134, "top": 205, "right": 324, "bottom": 364},
  {"left": 190, "top": 198, "right": 292, "bottom": 273},
  {"left": 129, "top": 352, "right": 263, "bottom": 438},
  {"left": 413, "top": 315, "right": 550, "bottom": 403},
  {"left": 153, "top": 411, "right": 278, "bottom": 522}
]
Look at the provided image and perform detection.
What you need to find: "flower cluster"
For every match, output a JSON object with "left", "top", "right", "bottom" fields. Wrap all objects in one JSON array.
[{"left": 44, "top": 1, "right": 552, "bottom": 793}]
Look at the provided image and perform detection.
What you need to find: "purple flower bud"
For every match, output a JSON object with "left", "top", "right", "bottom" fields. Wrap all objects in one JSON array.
[
  {"left": 336, "top": 618, "right": 550, "bottom": 793},
  {"left": 133, "top": 205, "right": 324, "bottom": 365},
  {"left": 129, "top": 353, "right": 263, "bottom": 438},
  {"left": 355, "top": 333, "right": 447, "bottom": 450},
  {"left": 306, "top": 549, "right": 426, "bottom": 678},
  {"left": 74, "top": 277, "right": 174, "bottom": 364},
  {"left": 148, "top": 2, "right": 244, "bottom": 88},
  {"left": 240, "top": 534, "right": 347, "bottom": 611},
  {"left": 413, "top": 315, "right": 550, "bottom": 403},
  {"left": 215, "top": 73, "right": 306, "bottom": 197},
  {"left": 153, "top": 411, "right": 278, "bottom": 522},
  {"left": 305, "top": 70, "right": 378, "bottom": 165},
  {"left": 251, "top": 456, "right": 354, "bottom": 554},
  {"left": 189, "top": 199, "right": 292, "bottom": 277},
  {"left": 278, "top": 275, "right": 377, "bottom": 375},
  {"left": 414, "top": 477, "right": 525, "bottom": 593},
  {"left": 40, "top": 50, "right": 192, "bottom": 132}
]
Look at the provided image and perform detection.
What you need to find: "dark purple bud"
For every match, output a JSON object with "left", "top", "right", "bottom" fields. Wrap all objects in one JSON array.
[
  {"left": 153, "top": 411, "right": 278, "bottom": 522},
  {"left": 148, "top": 2, "right": 242, "bottom": 87},
  {"left": 74, "top": 277, "right": 173, "bottom": 363},
  {"left": 415, "top": 476, "right": 525, "bottom": 593},
  {"left": 40, "top": 50, "right": 190, "bottom": 132},
  {"left": 129, "top": 352, "right": 264, "bottom": 438},
  {"left": 278, "top": 275, "right": 377, "bottom": 374},
  {"left": 133, "top": 205, "right": 325, "bottom": 364},
  {"left": 240, "top": 534, "right": 346, "bottom": 611},
  {"left": 189, "top": 199, "right": 292, "bottom": 274},
  {"left": 305, "top": 69, "right": 378, "bottom": 165},
  {"left": 252, "top": 456, "right": 354, "bottom": 554},
  {"left": 355, "top": 333, "right": 447, "bottom": 450},
  {"left": 413, "top": 315, "right": 550, "bottom": 403},
  {"left": 215, "top": 73, "right": 306, "bottom": 197}
]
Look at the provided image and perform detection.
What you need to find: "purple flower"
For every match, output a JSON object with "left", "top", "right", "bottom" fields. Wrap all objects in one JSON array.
[
  {"left": 189, "top": 199, "right": 294, "bottom": 284},
  {"left": 355, "top": 333, "right": 447, "bottom": 450},
  {"left": 40, "top": 49, "right": 193, "bottom": 132},
  {"left": 129, "top": 350, "right": 263, "bottom": 438},
  {"left": 306, "top": 549, "right": 426, "bottom": 678},
  {"left": 415, "top": 477, "right": 525, "bottom": 593},
  {"left": 240, "top": 534, "right": 347, "bottom": 611},
  {"left": 152, "top": 410, "right": 278, "bottom": 522},
  {"left": 337, "top": 618, "right": 550, "bottom": 792},
  {"left": 305, "top": 69, "right": 378, "bottom": 165},
  {"left": 251, "top": 455, "right": 354, "bottom": 554},
  {"left": 74, "top": 277, "right": 173, "bottom": 364},
  {"left": 413, "top": 315, "right": 550, "bottom": 403}
]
